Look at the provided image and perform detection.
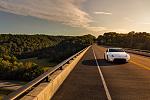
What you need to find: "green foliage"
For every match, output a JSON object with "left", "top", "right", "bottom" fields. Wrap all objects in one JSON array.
[
  {"left": 0, "top": 34, "right": 95, "bottom": 81},
  {"left": 0, "top": 55, "right": 45, "bottom": 81},
  {"left": 38, "top": 34, "right": 95, "bottom": 62},
  {"left": 97, "top": 32, "right": 150, "bottom": 50},
  {"left": 0, "top": 34, "right": 67, "bottom": 59}
]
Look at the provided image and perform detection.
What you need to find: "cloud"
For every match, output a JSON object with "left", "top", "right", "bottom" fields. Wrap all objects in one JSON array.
[
  {"left": 139, "top": 22, "right": 150, "bottom": 25},
  {"left": 0, "top": 0, "right": 93, "bottom": 28},
  {"left": 94, "top": 11, "right": 112, "bottom": 15},
  {"left": 86, "top": 26, "right": 107, "bottom": 32},
  {"left": 108, "top": 28, "right": 128, "bottom": 33},
  {"left": 124, "top": 17, "right": 150, "bottom": 26},
  {"left": 124, "top": 17, "right": 134, "bottom": 22}
]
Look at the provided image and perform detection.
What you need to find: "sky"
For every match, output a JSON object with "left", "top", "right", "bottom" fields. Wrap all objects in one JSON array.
[{"left": 0, "top": 0, "right": 150, "bottom": 36}]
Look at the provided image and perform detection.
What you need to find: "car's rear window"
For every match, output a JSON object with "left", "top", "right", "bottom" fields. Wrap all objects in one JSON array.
[{"left": 109, "top": 49, "right": 124, "bottom": 52}]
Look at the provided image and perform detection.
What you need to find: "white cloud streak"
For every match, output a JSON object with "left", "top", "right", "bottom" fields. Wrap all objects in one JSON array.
[
  {"left": 0, "top": 0, "right": 93, "bottom": 28},
  {"left": 124, "top": 17, "right": 150, "bottom": 26},
  {"left": 124, "top": 17, "right": 134, "bottom": 22},
  {"left": 139, "top": 22, "right": 150, "bottom": 25},
  {"left": 94, "top": 11, "right": 112, "bottom": 15},
  {"left": 0, "top": 0, "right": 109, "bottom": 33},
  {"left": 87, "top": 26, "right": 107, "bottom": 32},
  {"left": 109, "top": 28, "right": 128, "bottom": 33}
]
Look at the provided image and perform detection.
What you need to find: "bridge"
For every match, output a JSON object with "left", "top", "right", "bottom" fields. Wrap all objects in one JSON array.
[{"left": 5, "top": 45, "right": 150, "bottom": 100}]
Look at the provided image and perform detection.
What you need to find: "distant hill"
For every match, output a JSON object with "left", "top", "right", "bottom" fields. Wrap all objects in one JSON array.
[
  {"left": 0, "top": 34, "right": 95, "bottom": 81},
  {"left": 97, "top": 32, "right": 150, "bottom": 51}
]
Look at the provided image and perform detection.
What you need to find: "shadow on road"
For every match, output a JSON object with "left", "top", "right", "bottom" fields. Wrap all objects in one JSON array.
[{"left": 82, "top": 59, "right": 126, "bottom": 66}]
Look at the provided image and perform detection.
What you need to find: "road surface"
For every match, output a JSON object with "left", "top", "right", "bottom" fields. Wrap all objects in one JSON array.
[{"left": 52, "top": 45, "right": 150, "bottom": 100}]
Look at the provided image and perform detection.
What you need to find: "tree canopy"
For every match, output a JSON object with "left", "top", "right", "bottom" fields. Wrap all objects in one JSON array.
[
  {"left": 0, "top": 34, "right": 95, "bottom": 81},
  {"left": 97, "top": 32, "right": 150, "bottom": 50}
]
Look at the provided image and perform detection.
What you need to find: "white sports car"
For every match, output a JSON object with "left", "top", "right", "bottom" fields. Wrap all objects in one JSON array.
[{"left": 104, "top": 48, "right": 130, "bottom": 62}]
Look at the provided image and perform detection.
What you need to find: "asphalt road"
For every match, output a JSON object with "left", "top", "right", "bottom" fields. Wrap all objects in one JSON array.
[{"left": 52, "top": 45, "right": 150, "bottom": 100}]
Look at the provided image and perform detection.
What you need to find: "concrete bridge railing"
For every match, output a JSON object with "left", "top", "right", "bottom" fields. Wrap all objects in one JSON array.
[
  {"left": 124, "top": 48, "right": 150, "bottom": 57},
  {"left": 5, "top": 46, "right": 91, "bottom": 100}
]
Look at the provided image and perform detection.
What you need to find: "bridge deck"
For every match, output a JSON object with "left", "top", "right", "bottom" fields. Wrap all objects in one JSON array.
[
  {"left": 52, "top": 46, "right": 107, "bottom": 100},
  {"left": 52, "top": 45, "right": 150, "bottom": 100}
]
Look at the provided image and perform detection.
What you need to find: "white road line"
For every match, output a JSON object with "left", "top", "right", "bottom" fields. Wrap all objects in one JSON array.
[{"left": 92, "top": 47, "right": 112, "bottom": 100}]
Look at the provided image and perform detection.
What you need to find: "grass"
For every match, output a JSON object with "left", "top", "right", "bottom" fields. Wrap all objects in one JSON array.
[
  {"left": 0, "top": 88, "right": 13, "bottom": 99},
  {"left": 20, "top": 57, "right": 57, "bottom": 67},
  {"left": 0, "top": 57, "right": 57, "bottom": 99},
  {"left": 0, "top": 95, "right": 2, "bottom": 100},
  {"left": 0, "top": 89, "right": 13, "bottom": 95}
]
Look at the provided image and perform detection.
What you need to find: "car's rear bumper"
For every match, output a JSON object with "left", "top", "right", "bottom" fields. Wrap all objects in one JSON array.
[
  {"left": 113, "top": 58, "right": 127, "bottom": 62},
  {"left": 108, "top": 57, "right": 130, "bottom": 62}
]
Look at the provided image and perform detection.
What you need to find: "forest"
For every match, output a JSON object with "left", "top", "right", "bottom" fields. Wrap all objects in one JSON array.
[
  {"left": 0, "top": 34, "right": 95, "bottom": 81},
  {"left": 2, "top": 32, "right": 149, "bottom": 81},
  {"left": 97, "top": 31, "right": 150, "bottom": 51}
]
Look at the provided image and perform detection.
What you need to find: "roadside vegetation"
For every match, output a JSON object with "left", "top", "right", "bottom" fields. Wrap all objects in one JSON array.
[
  {"left": 0, "top": 34, "right": 95, "bottom": 81},
  {"left": 97, "top": 31, "right": 150, "bottom": 51}
]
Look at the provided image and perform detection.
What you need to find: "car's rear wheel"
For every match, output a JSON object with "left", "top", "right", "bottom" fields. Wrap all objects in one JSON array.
[
  {"left": 106, "top": 55, "right": 111, "bottom": 62},
  {"left": 104, "top": 54, "right": 106, "bottom": 60},
  {"left": 105, "top": 55, "right": 109, "bottom": 62}
]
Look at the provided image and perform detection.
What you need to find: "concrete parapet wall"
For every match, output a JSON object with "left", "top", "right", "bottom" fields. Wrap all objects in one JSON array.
[
  {"left": 125, "top": 50, "right": 150, "bottom": 57},
  {"left": 21, "top": 46, "right": 90, "bottom": 100}
]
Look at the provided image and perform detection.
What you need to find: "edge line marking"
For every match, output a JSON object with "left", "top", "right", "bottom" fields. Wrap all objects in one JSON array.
[{"left": 92, "top": 47, "right": 112, "bottom": 100}]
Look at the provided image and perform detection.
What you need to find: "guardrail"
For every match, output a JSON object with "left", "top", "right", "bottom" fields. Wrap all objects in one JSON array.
[
  {"left": 124, "top": 48, "right": 150, "bottom": 53},
  {"left": 5, "top": 46, "right": 89, "bottom": 100},
  {"left": 100, "top": 45, "right": 150, "bottom": 57},
  {"left": 124, "top": 48, "right": 150, "bottom": 57}
]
